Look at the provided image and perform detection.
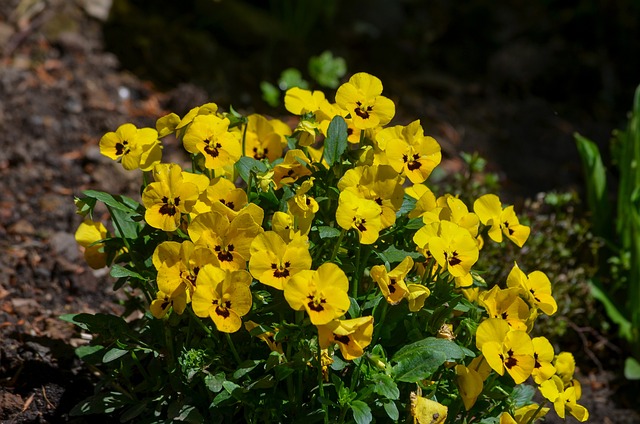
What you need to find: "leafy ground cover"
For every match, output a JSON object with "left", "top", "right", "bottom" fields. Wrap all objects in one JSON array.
[{"left": 0, "top": 1, "right": 639, "bottom": 422}]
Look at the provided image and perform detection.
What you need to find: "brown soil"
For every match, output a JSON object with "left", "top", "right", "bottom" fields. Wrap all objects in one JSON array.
[{"left": 0, "top": 1, "right": 638, "bottom": 423}]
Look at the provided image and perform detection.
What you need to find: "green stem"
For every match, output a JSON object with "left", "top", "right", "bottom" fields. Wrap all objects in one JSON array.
[
  {"left": 524, "top": 400, "right": 548, "bottom": 424},
  {"left": 330, "top": 229, "right": 347, "bottom": 262},
  {"left": 317, "top": 342, "right": 329, "bottom": 424},
  {"left": 371, "top": 300, "right": 388, "bottom": 344},
  {"left": 225, "top": 333, "right": 242, "bottom": 365}
]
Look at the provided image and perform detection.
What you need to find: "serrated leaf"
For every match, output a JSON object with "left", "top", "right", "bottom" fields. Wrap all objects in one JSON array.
[
  {"left": 391, "top": 338, "right": 467, "bottom": 382},
  {"left": 351, "top": 400, "right": 372, "bottom": 424},
  {"left": 510, "top": 384, "right": 535, "bottom": 407},
  {"left": 324, "top": 116, "right": 348, "bottom": 166}
]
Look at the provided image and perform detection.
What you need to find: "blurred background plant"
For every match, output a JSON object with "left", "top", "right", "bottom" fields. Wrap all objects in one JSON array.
[{"left": 575, "top": 85, "right": 640, "bottom": 380}]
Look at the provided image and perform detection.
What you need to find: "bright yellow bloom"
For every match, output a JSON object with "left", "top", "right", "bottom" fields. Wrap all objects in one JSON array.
[
  {"left": 378, "top": 120, "right": 441, "bottom": 184},
  {"left": 338, "top": 164, "right": 404, "bottom": 228},
  {"left": 503, "top": 404, "right": 549, "bottom": 424},
  {"left": 539, "top": 375, "right": 589, "bottom": 421},
  {"left": 406, "top": 184, "right": 437, "bottom": 220},
  {"left": 188, "top": 209, "right": 263, "bottom": 270},
  {"left": 476, "top": 318, "right": 535, "bottom": 384},
  {"left": 182, "top": 114, "right": 242, "bottom": 171},
  {"left": 553, "top": 351, "right": 576, "bottom": 385},
  {"left": 317, "top": 316, "right": 374, "bottom": 360},
  {"left": 335, "top": 72, "right": 395, "bottom": 129},
  {"left": 142, "top": 163, "right": 199, "bottom": 232},
  {"left": 370, "top": 257, "right": 414, "bottom": 305},
  {"left": 455, "top": 364, "right": 483, "bottom": 410},
  {"left": 249, "top": 231, "right": 312, "bottom": 290},
  {"left": 284, "top": 262, "right": 350, "bottom": 325},
  {"left": 406, "top": 283, "right": 431, "bottom": 312},
  {"left": 193, "top": 176, "right": 248, "bottom": 220},
  {"left": 192, "top": 265, "right": 253, "bottom": 333},
  {"left": 439, "top": 195, "right": 479, "bottom": 238},
  {"left": 75, "top": 219, "right": 109, "bottom": 269},
  {"left": 272, "top": 149, "right": 313, "bottom": 189},
  {"left": 410, "top": 392, "right": 447, "bottom": 424},
  {"left": 156, "top": 112, "right": 180, "bottom": 138},
  {"left": 99, "top": 123, "right": 162, "bottom": 171},
  {"left": 284, "top": 87, "right": 329, "bottom": 115},
  {"left": 336, "top": 188, "right": 382, "bottom": 245},
  {"left": 244, "top": 114, "right": 283, "bottom": 162},
  {"left": 478, "top": 286, "right": 531, "bottom": 331},
  {"left": 474, "top": 194, "right": 530, "bottom": 247},
  {"left": 506, "top": 263, "right": 557, "bottom": 315},
  {"left": 287, "top": 178, "right": 319, "bottom": 233},
  {"left": 428, "top": 221, "right": 479, "bottom": 278},
  {"left": 175, "top": 102, "right": 219, "bottom": 131},
  {"left": 150, "top": 287, "right": 187, "bottom": 319},
  {"left": 531, "top": 336, "right": 556, "bottom": 384},
  {"left": 271, "top": 210, "right": 310, "bottom": 243}
]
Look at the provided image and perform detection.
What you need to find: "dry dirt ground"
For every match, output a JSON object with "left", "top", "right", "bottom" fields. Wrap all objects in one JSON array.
[{"left": 0, "top": 1, "right": 639, "bottom": 423}]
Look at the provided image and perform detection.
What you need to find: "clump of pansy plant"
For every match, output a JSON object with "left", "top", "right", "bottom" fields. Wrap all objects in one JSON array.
[{"left": 68, "top": 72, "right": 588, "bottom": 423}]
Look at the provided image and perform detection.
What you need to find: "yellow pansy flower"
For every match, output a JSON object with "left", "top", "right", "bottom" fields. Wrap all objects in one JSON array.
[
  {"left": 539, "top": 375, "right": 589, "bottom": 421},
  {"left": 476, "top": 318, "right": 535, "bottom": 384},
  {"left": 455, "top": 364, "right": 483, "bottom": 410},
  {"left": 370, "top": 257, "right": 414, "bottom": 305},
  {"left": 99, "top": 123, "right": 162, "bottom": 171},
  {"left": 378, "top": 120, "right": 441, "bottom": 184},
  {"left": 428, "top": 221, "right": 479, "bottom": 278},
  {"left": 142, "top": 163, "right": 199, "bottom": 232},
  {"left": 553, "top": 351, "right": 576, "bottom": 385},
  {"left": 478, "top": 286, "right": 531, "bottom": 331},
  {"left": 317, "top": 316, "right": 374, "bottom": 360},
  {"left": 243, "top": 114, "right": 283, "bottom": 162},
  {"left": 249, "top": 231, "right": 312, "bottom": 290},
  {"left": 74, "top": 219, "right": 109, "bottom": 269},
  {"left": 188, "top": 209, "right": 263, "bottom": 271},
  {"left": 150, "top": 288, "right": 187, "bottom": 319},
  {"left": 192, "top": 176, "right": 248, "bottom": 220},
  {"left": 284, "top": 87, "right": 329, "bottom": 115},
  {"left": 335, "top": 187, "right": 382, "bottom": 245},
  {"left": 338, "top": 164, "right": 404, "bottom": 229},
  {"left": 473, "top": 194, "right": 530, "bottom": 247},
  {"left": 406, "top": 283, "right": 431, "bottom": 312},
  {"left": 183, "top": 114, "right": 242, "bottom": 171},
  {"left": 287, "top": 178, "right": 319, "bottom": 232},
  {"left": 506, "top": 263, "right": 557, "bottom": 316},
  {"left": 245, "top": 321, "right": 283, "bottom": 354},
  {"left": 192, "top": 265, "right": 253, "bottom": 333},
  {"left": 272, "top": 149, "right": 313, "bottom": 189},
  {"left": 335, "top": 72, "right": 395, "bottom": 129},
  {"left": 175, "top": 102, "right": 219, "bottom": 131},
  {"left": 531, "top": 336, "right": 556, "bottom": 384},
  {"left": 283, "top": 262, "right": 350, "bottom": 325}
]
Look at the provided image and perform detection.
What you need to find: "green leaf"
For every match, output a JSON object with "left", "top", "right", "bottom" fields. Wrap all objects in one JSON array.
[
  {"left": 624, "top": 356, "right": 640, "bottom": 379},
  {"left": 235, "top": 156, "right": 268, "bottom": 184},
  {"left": 260, "top": 81, "right": 281, "bottom": 107},
  {"left": 391, "top": 337, "right": 467, "bottom": 382},
  {"left": 371, "top": 373, "right": 399, "bottom": 400},
  {"left": 278, "top": 68, "right": 309, "bottom": 91},
  {"left": 317, "top": 226, "right": 342, "bottom": 239},
  {"left": 109, "top": 207, "right": 140, "bottom": 239},
  {"left": 574, "top": 133, "right": 611, "bottom": 239},
  {"left": 75, "top": 345, "right": 105, "bottom": 364},
  {"left": 350, "top": 400, "right": 372, "bottom": 424},
  {"left": 205, "top": 372, "right": 226, "bottom": 393},
  {"left": 120, "top": 401, "right": 148, "bottom": 422},
  {"left": 588, "top": 279, "right": 632, "bottom": 340},
  {"left": 109, "top": 264, "right": 145, "bottom": 280},
  {"left": 510, "top": 384, "right": 535, "bottom": 407},
  {"left": 69, "top": 391, "right": 131, "bottom": 416},
  {"left": 308, "top": 50, "right": 347, "bottom": 89},
  {"left": 82, "top": 190, "right": 142, "bottom": 214},
  {"left": 382, "top": 399, "right": 399, "bottom": 421},
  {"left": 60, "top": 313, "right": 132, "bottom": 338},
  {"left": 323, "top": 116, "right": 348, "bottom": 166},
  {"left": 103, "top": 347, "right": 129, "bottom": 363},
  {"left": 377, "top": 245, "right": 423, "bottom": 264}
]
